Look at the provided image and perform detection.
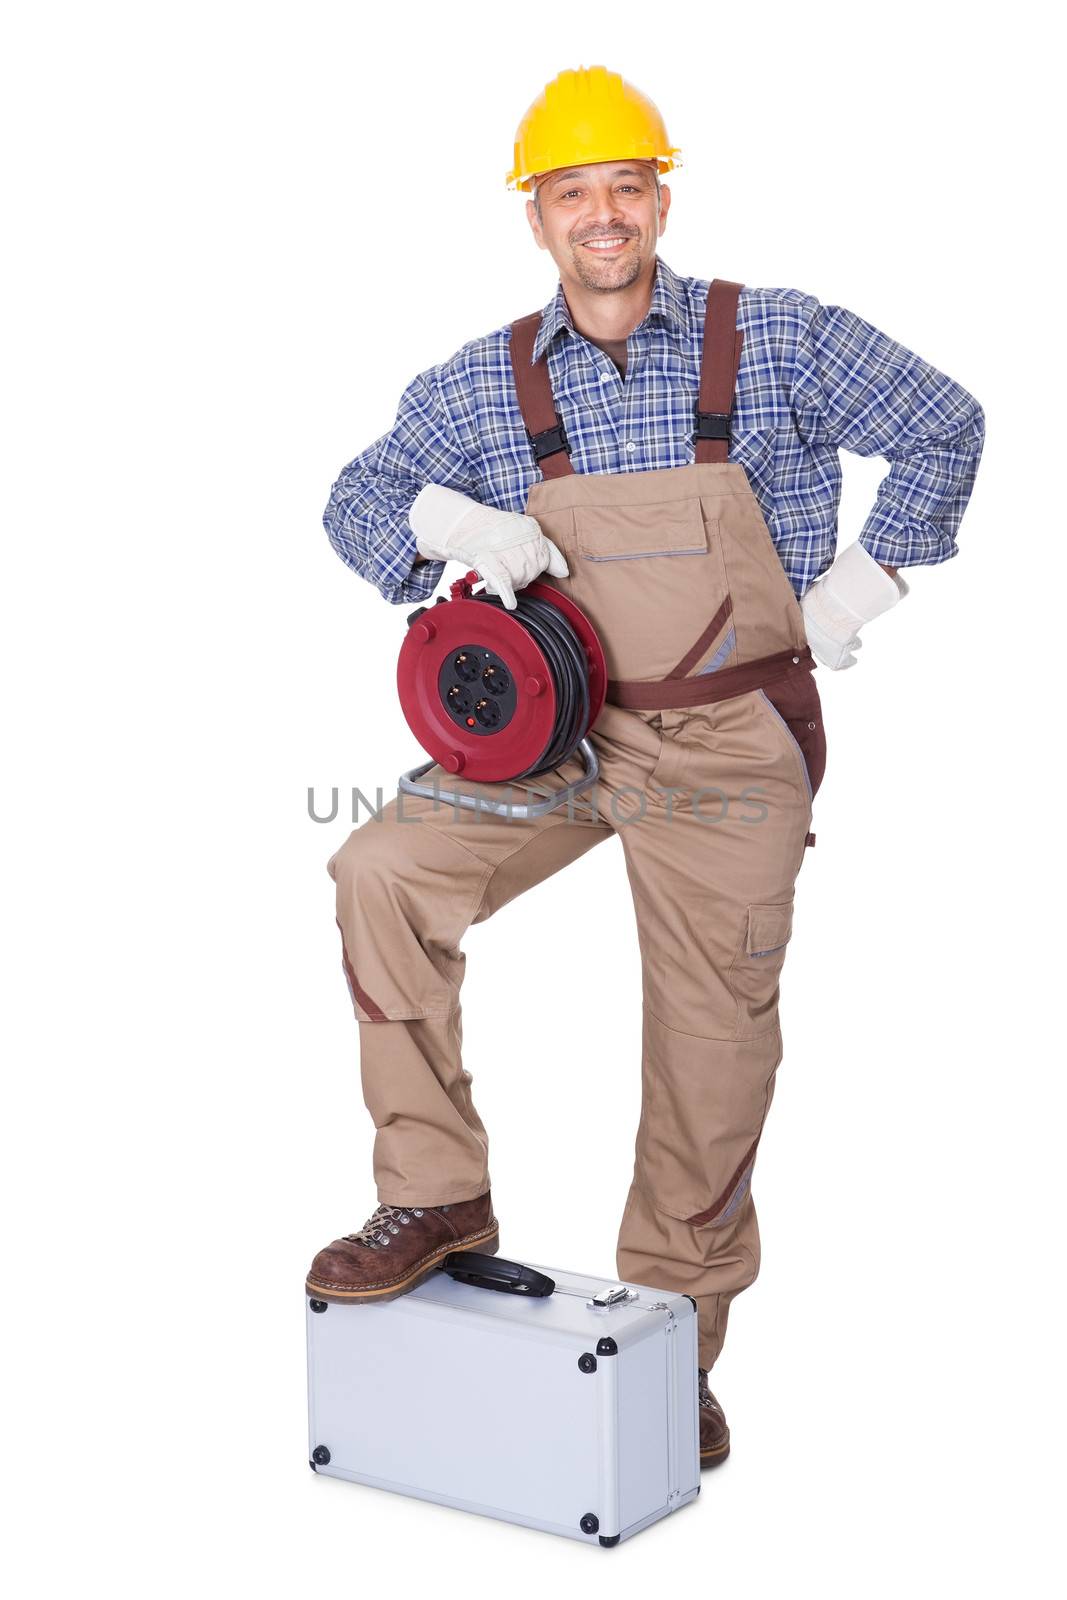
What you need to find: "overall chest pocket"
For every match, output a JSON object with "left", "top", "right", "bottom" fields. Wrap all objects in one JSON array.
[{"left": 574, "top": 498, "right": 709, "bottom": 561}]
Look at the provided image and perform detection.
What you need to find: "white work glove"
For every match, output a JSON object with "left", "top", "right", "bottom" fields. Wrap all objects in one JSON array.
[
  {"left": 801, "top": 540, "right": 910, "bottom": 670},
  {"left": 409, "top": 484, "right": 569, "bottom": 610}
]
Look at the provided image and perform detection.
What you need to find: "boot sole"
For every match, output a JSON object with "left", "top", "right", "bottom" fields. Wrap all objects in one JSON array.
[
  {"left": 700, "top": 1438, "right": 731, "bottom": 1468},
  {"left": 305, "top": 1224, "right": 500, "bottom": 1304}
]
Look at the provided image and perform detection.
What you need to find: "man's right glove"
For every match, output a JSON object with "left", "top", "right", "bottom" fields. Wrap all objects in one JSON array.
[
  {"left": 801, "top": 540, "right": 909, "bottom": 670},
  {"left": 409, "top": 484, "right": 569, "bottom": 610}
]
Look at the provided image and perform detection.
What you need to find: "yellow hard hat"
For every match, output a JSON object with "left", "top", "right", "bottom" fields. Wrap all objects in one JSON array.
[{"left": 506, "top": 65, "right": 682, "bottom": 193}]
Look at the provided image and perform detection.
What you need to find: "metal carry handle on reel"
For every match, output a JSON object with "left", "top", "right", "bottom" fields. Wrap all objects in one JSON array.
[
  {"left": 396, "top": 570, "right": 607, "bottom": 820},
  {"left": 398, "top": 742, "right": 600, "bottom": 820}
]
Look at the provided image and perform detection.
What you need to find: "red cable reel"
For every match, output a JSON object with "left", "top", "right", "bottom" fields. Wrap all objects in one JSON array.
[{"left": 397, "top": 571, "right": 606, "bottom": 817}]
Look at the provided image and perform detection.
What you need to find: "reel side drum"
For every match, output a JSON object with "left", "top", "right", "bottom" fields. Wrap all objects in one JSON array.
[{"left": 396, "top": 572, "right": 607, "bottom": 804}]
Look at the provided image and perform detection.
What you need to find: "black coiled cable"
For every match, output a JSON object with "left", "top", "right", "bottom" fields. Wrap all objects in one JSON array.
[{"left": 474, "top": 592, "right": 591, "bottom": 779}]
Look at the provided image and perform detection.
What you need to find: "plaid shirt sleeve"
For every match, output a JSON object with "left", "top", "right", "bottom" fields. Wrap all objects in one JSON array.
[
  {"left": 323, "top": 367, "right": 475, "bottom": 604},
  {"left": 791, "top": 296, "right": 985, "bottom": 569}
]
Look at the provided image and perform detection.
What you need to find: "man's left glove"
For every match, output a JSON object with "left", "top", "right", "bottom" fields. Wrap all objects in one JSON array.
[
  {"left": 409, "top": 484, "right": 569, "bottom": 610},
  {"left": 801, "top": 540, "right": 909, "bottom": 670}
]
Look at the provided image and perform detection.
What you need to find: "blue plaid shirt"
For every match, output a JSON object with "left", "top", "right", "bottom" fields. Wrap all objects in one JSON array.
[{"left": 324, "top": 256, "right": 984, "bottom": 605}]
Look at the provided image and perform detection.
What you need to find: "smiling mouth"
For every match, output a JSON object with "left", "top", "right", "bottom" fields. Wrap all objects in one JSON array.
[{"left": 580, "top": 236, "right": 633, "bottom": 252}]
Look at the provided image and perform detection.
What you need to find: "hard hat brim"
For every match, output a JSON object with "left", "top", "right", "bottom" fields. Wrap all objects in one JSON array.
[{"left": 507, "top": 152, "right": 682, "bottom": 194}]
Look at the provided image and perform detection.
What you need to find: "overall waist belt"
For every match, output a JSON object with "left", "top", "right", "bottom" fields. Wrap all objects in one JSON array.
[{"left": 607, "top": 646, "right": 815, "bottom": 710}]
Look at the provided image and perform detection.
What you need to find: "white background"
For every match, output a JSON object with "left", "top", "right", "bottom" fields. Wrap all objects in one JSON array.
[{"left": 3, "top": 1, "right": 1063, "bottom": 1594}]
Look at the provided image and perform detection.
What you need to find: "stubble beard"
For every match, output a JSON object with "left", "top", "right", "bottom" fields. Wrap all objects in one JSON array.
[{"left": 569, "top": 239, "right": 646, "bottom": 294}]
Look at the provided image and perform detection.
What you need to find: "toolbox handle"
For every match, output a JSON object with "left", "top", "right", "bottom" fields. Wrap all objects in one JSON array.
[{"left": 439, "top": 1251, "right": 556, "bottom": 1297}]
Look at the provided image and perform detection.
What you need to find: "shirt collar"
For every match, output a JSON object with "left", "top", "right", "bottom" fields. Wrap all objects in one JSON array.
[{"left": 530, "top": 254, "right": 691, "bottom": 363}]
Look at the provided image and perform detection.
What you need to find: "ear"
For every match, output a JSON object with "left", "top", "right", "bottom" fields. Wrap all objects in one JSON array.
[
  {"left": 658, "top": 183, "right": 672, "bottom": 237},
  {"left": 526, "top": 196, "right": 547, "bottom": 251}
]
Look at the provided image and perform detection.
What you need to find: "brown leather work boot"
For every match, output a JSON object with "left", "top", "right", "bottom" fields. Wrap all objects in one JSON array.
[
  {"left": 305, "top": 1190, "right": 499, "bottom": 1304},
  {"left": 698, "top": 1368, "right": 731, "bottom": 1467}
]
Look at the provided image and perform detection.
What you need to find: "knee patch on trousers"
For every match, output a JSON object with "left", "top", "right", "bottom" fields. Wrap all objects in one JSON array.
[
  {"left": 633, "top": 1007, "right": 781, "bottom": 1224},
  {"left": 336, "top": 920, "right": 388, "bottom": 1022},
  {"left": 329, "top": 813, "right": 485, "bottom": 1022},
  {"left": 682, "top": 1137, "right": 759, "bottom": 1227}
]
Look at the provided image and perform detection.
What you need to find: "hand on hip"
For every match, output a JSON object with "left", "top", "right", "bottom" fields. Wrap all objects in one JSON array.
[{"left": 801, "top": 539, "right": 909, "bottom": 670}]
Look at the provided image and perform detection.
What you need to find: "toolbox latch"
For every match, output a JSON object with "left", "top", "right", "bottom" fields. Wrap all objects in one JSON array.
[{"left": 589, "top": 1284, "right": 638, "bottom": 1310}]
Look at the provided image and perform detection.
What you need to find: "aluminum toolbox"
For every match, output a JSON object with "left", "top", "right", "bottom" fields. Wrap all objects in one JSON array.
[{"left": 306, "top": 1251, "right": 701, "bottom": 1546}]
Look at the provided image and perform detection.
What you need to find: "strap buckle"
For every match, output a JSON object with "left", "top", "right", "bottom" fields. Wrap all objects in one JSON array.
[
  {"left": 694, "top": 410, "right": 731, "bottom": 442},
  {"left": 527, "top": 421, "right": 568, "bottom": 462}
]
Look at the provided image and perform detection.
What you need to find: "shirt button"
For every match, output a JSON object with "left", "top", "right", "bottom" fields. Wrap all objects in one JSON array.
[
  {"left": 600, "top": 372, "right": 613, "bottom": 383},
  {"left": 624, "top": 441, "right": 637, "bottom": 454}
]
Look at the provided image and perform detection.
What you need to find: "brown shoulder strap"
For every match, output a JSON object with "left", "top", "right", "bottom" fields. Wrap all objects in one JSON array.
[
  {"left": 695, "top": 278, "right": 745, "bottom": 465},
  {"left": 511, "top": 280, "right": 744, "bottom": 475},
  {"left": 508, "top": 312, "right": 574, "bottom": 479}
]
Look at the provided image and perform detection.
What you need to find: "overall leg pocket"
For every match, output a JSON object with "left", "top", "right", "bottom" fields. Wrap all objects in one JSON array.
[{"left": 729, "top": 900, "right": 794, "bottom": 1038}]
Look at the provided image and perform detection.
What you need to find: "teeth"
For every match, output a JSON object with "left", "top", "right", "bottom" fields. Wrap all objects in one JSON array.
[{"left": 584, "top": 238, "right": 627, "bottom": 249}]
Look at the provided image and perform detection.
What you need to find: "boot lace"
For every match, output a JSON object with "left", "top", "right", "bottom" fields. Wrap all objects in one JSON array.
[{"left": 344, "top": 1204, "right": 426, "bottom": 1249}]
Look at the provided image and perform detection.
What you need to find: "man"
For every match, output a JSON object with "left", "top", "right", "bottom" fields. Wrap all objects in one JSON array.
[{"left": 309, "top": 66, "right": 984, "bottom": 1466}]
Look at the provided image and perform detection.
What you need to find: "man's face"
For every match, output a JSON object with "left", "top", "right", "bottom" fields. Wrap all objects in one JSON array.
[{"left": 526, "top": 160, "right": 670, "bottom": 294}]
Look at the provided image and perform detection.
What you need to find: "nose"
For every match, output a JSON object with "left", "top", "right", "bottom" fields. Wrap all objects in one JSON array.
[{"left": 584, "top": 195, "right": 630, "bottom": 232}]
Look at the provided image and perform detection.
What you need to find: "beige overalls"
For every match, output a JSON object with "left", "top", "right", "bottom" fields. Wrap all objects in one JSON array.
[{"left": 329, "top": 279, "right": 826, "bottom": 1370}]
